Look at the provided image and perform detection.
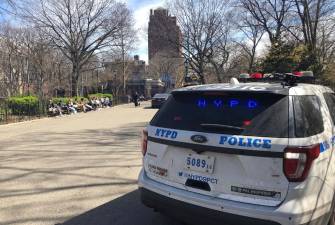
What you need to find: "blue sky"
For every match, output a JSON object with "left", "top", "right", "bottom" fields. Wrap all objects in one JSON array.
[
  {"left": 126, "top": 0, "right": 270, "bottom": 62},
  {"left": 0, "top": 0, "right": 268, "bottom": 63},
  {"left": 1, "top": 0, "right": 165, "bottom": 64},
  {"left": 128, "top": 0, "right": 163, "bottom": 8},
  {"left": 126, "top": 0, "right": 166, "bottom": 63}
]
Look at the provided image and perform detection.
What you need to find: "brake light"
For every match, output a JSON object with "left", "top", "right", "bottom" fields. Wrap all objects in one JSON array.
[
  {"left": 283, "top": 144, "right": 320, "bottom": 182},
  {"left": 141, "top": 129, "right": 148, "bottom": 156},
  {"left": 243, "top": 120, "right": 252, "bottom": 126}
]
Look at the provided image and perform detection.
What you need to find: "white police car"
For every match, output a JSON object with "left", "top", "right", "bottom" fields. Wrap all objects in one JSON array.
[{"left": 138, "top": 76, "right": 335, "bottom": 225}]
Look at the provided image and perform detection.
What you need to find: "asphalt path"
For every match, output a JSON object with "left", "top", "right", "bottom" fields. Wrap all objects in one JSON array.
[{"left": 0, "top": 102, "right": 183, "bottom": 225}]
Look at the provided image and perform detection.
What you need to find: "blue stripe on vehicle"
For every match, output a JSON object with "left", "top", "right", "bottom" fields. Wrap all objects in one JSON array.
[
  {"left": 320, "top": 140, "right": 331, "bottom": 153},
  {"left": 320, "top": 143, "right": 326, "bottom": 153},
  {"left": 331, "top": 136, "right": 335, "bottom": 147},
  {"left": 319, "top": 135, "right": 335, "bottom": 153}
]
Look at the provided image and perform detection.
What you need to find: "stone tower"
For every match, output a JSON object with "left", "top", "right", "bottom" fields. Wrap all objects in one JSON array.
[{"left": 148, "top": 8, "right": 181, "bottom": 62}]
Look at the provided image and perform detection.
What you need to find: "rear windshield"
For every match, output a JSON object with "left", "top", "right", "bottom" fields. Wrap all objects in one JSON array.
[
  {"left": 150, "top": 92, "right": 289, "bottom": 138},
  {"left": 324, "top": 93, "right": 335, "bottom": 124},
  {"left": 293, "top": 95, "right": 324, "bottom": 137}
]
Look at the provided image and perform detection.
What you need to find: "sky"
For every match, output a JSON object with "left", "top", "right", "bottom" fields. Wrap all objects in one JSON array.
[
  {"left": 0, "top": 0, "right": 268, "bottom": 64},
  {"left": 125, "top": 0, "right": 269, "bottom": 64},
  {"left": 126, "top": 0, "right": 166, "bottom": 64},
  {"left": 0, "top": 0, "right": 165, "bottom": 64}
]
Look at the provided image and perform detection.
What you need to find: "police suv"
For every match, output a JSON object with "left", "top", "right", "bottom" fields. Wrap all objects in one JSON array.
[{"left": 138, "top": 75, "right": 335, "bottom": 225}]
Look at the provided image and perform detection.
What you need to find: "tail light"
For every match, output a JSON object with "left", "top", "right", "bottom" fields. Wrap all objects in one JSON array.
[
  {"left": 141, "top": 129, "right": 148, "bottom": 156},
  {"left": 283, "top": 144, "right": 320, "bottom": 182}
]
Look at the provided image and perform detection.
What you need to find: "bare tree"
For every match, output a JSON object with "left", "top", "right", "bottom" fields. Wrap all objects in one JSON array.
[
  {"left": 235, "top": 15, "right": 265, "bottom": 73},
  {"left": 317, "top": 19, "right": 335, "bottom": 67},
  {"left": 239, "top": 0, "right": 293, "bottom": 45},
  {"left": 294, "top": 0, "right": 335, "bottom": 52},
  {"left": 25, "top": 33, "right": 55, "bottom": 98},
  {"left": 148, "top": 51, "right": 183, "bottom": 88},
  {"left": 0, "top": 24, "right": 26, "bottom": 97},
  {"left": 22, "top": 0, "right": 131, "bottom": 96},
  {"left": 0, "top": 0, "right": 16, "bottom": 15},
  {"left": 207, "top": 15, "right": 233, "bottom": 82},
  {"left": 0, "top": 23, "right": 73, "bottom": 98},
  {"left": 101, "top": 55, "right": 134, "bottom": 98},
  {"left": 168, "top": 0, "right": 231, "bottom": 84},
  {"left": 112, "top": 11, "right": 137, "bottom": 95}
]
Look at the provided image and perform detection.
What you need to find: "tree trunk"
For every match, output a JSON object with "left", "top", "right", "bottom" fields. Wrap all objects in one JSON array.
[
  {"left": 211, "top": 61, "right": 222, "bottom": 83},
  {"left": 198, "top": 61, "right": 206, "bottom": 84},
  {"left": 121, "top": 31, "right": 126, "bottom": 96},
  {"left": 71, "top": 62, "right": 79, "bottom": 97},
  {"left": 248, "top": 46, "right": 256, "bottom": 73}
]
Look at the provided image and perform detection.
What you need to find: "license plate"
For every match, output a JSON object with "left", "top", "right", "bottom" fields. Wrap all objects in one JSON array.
[{"left": 184, "top": 154, "right": 215, "bottom": 174}]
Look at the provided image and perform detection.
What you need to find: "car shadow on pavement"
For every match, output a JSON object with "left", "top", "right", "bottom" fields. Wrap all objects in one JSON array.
[
  {"left": 60, "top": 189, "right": 182, "bottom": 225},
  {"left": 0, "top": 122, "right": 162, "bottom": 225}
]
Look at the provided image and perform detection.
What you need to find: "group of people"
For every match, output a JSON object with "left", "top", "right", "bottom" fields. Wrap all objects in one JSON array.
[{"left": 48, "top": 97, "right": 112, "bottom": 116}]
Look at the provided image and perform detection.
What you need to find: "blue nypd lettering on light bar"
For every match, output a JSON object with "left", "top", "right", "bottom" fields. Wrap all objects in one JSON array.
[
  {"left": 230, "top": 99, "right": 239, "bottom": 108},
  {"left": 197, "top": 98, "right": 206, "bottom": 108},
  {"left": 248, "top": 100, "right": 258, "bottom": 109},
  {"left": 155, "top": 128, "right": 178, "bottom": 139},
  {"left": 213, "top": 99, "right": 223, "bottom": 108},
  {"left": 196, "top": 98, "right": 259, "bottom": 109},
  {"left": 219, "top": 135, "right": 272, "bottom": 149}
]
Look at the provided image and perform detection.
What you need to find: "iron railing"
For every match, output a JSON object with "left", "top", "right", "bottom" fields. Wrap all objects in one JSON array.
[
  {"left": 0, "top": 96, "right": 130, "bottom": 125},
  {"left": 0, "top": 98, "right": 48, "bottom": 125}
]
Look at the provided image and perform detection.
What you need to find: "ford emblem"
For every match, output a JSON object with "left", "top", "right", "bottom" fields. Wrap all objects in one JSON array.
[{"left": 191, "top": 135, "right": 208, "bottom": 143}]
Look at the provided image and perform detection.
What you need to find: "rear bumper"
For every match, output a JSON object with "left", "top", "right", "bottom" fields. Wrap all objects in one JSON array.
[
  {"left": 138, "top": 169, "right": 330, "bottom": 225},
  {"left": 140, "top": 187, "right": 280, "bottom": 225}
]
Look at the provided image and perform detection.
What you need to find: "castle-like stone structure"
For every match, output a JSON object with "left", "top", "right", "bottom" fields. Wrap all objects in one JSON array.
[{"left": 148, "top": 8, "right": 181, "bottom": 62}]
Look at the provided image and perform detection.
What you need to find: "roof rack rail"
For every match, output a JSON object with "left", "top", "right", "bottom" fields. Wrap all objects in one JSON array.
[{"left": 238, "top": 73, "right": 316, "bottom": 87}]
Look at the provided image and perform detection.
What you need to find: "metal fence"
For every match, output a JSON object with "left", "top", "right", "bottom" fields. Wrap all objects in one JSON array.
[
  {"left": 0, "top": 98, "right": 48, "bottom": 125},
  {"left": 0, "top": 95, "right": 131, "bottom": 125}
]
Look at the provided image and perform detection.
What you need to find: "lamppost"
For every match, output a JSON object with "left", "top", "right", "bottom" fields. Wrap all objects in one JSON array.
[
  {"left": 184, "top": 29, "right": 191, "bottom": 84},
  {"left": 184, "top": 59, "right": 190, "bottom": 83},
  {"left": 96, "top": 69, "right": 99, "bottom": 92}
]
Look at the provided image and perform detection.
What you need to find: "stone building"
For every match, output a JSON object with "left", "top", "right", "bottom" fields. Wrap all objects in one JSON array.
[
  {"left": 126, "top": 55, "right": 165, "bottom": 97},
  {"left": 148, "top": 8, "right": 183, "bottom": 90},
  {"left": 103, "top": 55, "right": 164, "bottom": 98},
  {"left": 148, "top": 8, "right": 182, "bottom": 62}
]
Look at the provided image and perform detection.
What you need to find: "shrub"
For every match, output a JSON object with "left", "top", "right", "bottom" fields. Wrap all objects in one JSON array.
[
  {"left": 73, "top": 96, "right": 89, "bottom": 103},
  {"left": 51, "top": 97, "right": 70, "bottom": 105},
  {"left": 88, "top": 93, "right": 113, "bottom": 100},
  {"left": 51, "top": 96, "right": 88, "bottom": 105},
  {"left": 7, "top": 96, "right": 39, "bottom": 116}
]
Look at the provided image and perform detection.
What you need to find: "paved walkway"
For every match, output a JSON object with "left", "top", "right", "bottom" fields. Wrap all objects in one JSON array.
[{"left": 0, "top": 102, "right": 182, "bottom": 225}]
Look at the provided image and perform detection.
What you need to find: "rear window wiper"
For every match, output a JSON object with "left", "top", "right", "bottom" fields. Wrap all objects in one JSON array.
[{"left": 200, "top": 123, "right": 245, "bottom": 132}]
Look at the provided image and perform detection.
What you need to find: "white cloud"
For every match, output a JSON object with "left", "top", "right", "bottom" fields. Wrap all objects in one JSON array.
[{"left": 131, "top": 0, "right": 165, "bottom": 64}]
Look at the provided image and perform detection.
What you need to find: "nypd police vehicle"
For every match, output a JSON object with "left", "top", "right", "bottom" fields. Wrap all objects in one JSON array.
[{"left": 138, "top": 74, "right": 335, "bottom": 225}]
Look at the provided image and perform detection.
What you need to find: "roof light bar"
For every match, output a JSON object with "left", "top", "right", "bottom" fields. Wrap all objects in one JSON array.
[{"left": 238, "top": 73, "right": 315, "bottom": 87}]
